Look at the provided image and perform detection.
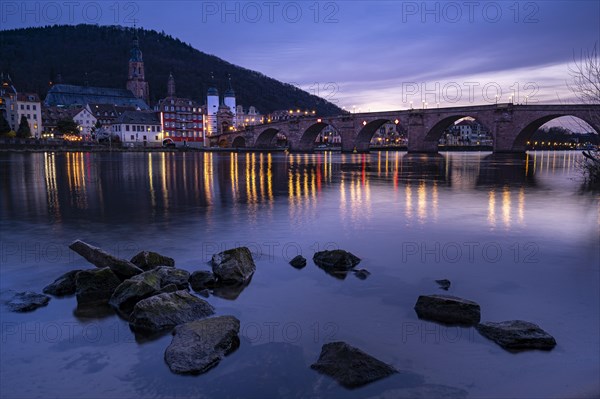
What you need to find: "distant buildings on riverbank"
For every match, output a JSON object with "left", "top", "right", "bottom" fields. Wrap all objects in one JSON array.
[{"left": 0, "top": 29, "right": 262, "bottom": 147}]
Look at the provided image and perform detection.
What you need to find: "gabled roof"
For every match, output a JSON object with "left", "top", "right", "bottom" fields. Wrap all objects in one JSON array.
[
  {"left": 45, "top": 84, "right": 149, "bottom": 109},
  {"left": 115, "top": 110, "right": 160, "bottom": 125},
  {"left": 16, "top": 93, "right": 40, "bottom": 102}
]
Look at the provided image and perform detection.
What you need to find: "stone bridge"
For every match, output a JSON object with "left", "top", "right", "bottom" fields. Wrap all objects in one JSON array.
[{"left": 215, "top": 104, "right": 599, "bottom": 153}]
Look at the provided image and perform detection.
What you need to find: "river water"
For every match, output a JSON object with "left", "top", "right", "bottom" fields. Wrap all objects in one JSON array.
[{"left": 0, "top": 151, "right": 598, "bottom": 399}]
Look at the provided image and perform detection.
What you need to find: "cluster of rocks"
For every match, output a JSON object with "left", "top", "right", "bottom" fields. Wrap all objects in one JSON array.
[
  {"left": 3, "top": 242, "right": 558, "bottom": 389},
  {"left": 6, "top": 240, "right": 251, "bottom": 375},
  {"left": 290, "top": 250, "right": 370, "bottom": 280},
  {"left": 414, "top": 280, "right": 557, "bottom": 351}
]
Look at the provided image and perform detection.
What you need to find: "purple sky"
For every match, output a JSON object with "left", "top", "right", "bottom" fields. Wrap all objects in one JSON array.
[{"left": 2, "top": 0, "right": 599, "bottom": 113}]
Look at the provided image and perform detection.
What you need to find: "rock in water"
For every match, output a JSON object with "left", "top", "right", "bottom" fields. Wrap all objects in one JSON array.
[
  {"left": 151, "top": 266, "right": 190, "bottom": 289},
  {"left": 353, "top": 269, "right": 371, "bottom": 280},
  {"left": 476, "top": 320, "right": 557, "bottom": 351},
  {"left": 435, "top": 279, "right": 451, "bottom": 290},
  {"left": 414, "top": 295, "right": 480, "bottom": 326},
  {"left": 109, "top": 267, "right": 190, "bottom": 316},
  {"left": 189, "top": 271, "right": 217, "bottom": 292},
  {"left": 211, "top": 247, "right": 256, "bottom": 284},
  {"left": 43, "top": 270, "right": 83, "bottom": 296},
  {"left": 313, "top": 250, "right": 361, "bottom": 270},
  {"left": 311, "top": 341, "right": 397, "bottom": 388},
  {"left": 164, "top": 316, "right": 241, "bottom": 374},
  {"left": 75, "top": 267, "right": 122, "bottom": 306},
  {"left": 289, "top": 255, "right": 307, "bottom": 269},
  {"left": 130, "top": 251, "right": 175, "bottom": 271},
  {"left": 6, "top": 291, "right": 50, "bottom": 312},
  {"left": 69, "top": 240, "right": 143, "bottom": 280},
  {"left": 129, "top": 290, "right": 215, "bottom": 332}
]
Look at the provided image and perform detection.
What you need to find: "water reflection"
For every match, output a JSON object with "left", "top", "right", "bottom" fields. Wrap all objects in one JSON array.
[{"left": 0, "top": 151, "right": 586, "bottom": 229}]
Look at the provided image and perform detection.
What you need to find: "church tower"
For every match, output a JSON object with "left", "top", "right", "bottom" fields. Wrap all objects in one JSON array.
[
  {"left": 126, "top": 31, "right": 150, "bottom": 103},
  {"left": 167, "top": 72, "right": 176, "bottom": 97}
]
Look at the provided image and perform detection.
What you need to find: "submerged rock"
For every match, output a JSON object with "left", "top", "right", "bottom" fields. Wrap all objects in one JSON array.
[
  {"left": 75, "top": 267, "right": 122, "bottom": 306},
  {"left": 211, "top": 278, "right": 252, "bottom": 300},
  {"left": 130, "top": 251, "right": 175, "bottom": 271},
  {"left": 164, "top": 316, "right": 241, "bottom": 374},
  {"left": 211, "top": 247, "right": 256, "bottom": 284},
  {"left": 109, "top": 267, "right": 190, "bottom": 316},
  {"left": 289, "top": 255, "right": 307, "bottom": 269},
  {"left": 6, "top": 291, "right": 50, "bottom": 312},
  {"left": 476, "top": 320, "right": 557, "bottom": 351},
  {"left": 414, "top": 295, "right": 480, "bottom": 326},
  {"left": 435, "top": 279, "right": 451, "bottom": 291},
  {"left": 353, "top": 269, "right": 371, "bottom": 280},
  {"left": 129, "top": 290, "right": 215, "bottom": 332},
  {"left": 311, "top": 341, "right": 397, "bottom": 388},
  {"left": 189, "top": 270, "right": 217, "bottom": 292},
  {"left": 313, "top": 250, "right": 361, "bottom": 271},
  {"left": 69, "top": 240, "right": 143, "bottom": 280},
  {"left": 43, "top": 269, "right": 83, "bottom": 296}
]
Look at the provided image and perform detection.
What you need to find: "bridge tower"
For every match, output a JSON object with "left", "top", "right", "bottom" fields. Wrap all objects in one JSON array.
[{"left": 206, "top": 76, "right": 219, "bottom": 136}]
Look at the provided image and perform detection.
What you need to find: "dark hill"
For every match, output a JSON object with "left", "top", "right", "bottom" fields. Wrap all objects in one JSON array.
[{"left": 0, "top": 24, "right": 343, "bottom": 115}]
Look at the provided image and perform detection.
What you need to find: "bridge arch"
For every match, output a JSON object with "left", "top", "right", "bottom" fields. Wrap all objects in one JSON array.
[
  {"left": 355, "top": 119, "right": 399, "bottom": 151},
  {"left": 512, "top": 114, "right": 599, "bottom": 150},
  {"left": 254, "top": 128, "right": 281, "bottom": 147},
  {"left": 298, "top": 122, "right": 342, "bottom": 150},
  {"left": 424, "top": 115, "right": 494, "bottom": 144},
  {"left": 232, "top": 136, "right": 246, "bottom": 148}
]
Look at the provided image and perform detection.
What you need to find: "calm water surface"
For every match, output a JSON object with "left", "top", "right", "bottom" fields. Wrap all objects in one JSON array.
[{"left": 0, "top": 151, "right": 598, "bottom": 399}]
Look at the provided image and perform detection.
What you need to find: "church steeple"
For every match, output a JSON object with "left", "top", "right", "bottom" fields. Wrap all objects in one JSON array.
[
  {"left": 126, "top": 26, "right": 149, "bottom": 104},
  {"left": 167, "top": 72, "right": 176, "bottom": 97}
]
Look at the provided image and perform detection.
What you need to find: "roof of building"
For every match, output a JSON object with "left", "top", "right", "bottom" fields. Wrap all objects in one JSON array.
[
  {"left": 115, "top": 110, "right": 160, "bottom": 125},
  {"left": 44, "top": 84, "right": 149, "bottom": 109},
  {"left": 16, "top": 93, "right": 41, "bottom": 102},
  {"left": 207, "top": 87, "right": 219, "bottom": 96},
  {"left": 155, "top": 97, "right": 202, "bottom": 109},
  {"left": 89, "top": 103, "right": 137, "bottom": 121},
  {"left": 42, "top": 106, "right": 82, "bottom": 125}
]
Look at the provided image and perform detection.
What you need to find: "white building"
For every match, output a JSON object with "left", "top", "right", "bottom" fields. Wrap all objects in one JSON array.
[
  {"left": 74, "top": 106, "right": 98, "bottom": 138},
  {"left": 16, "top": 93, "right": 43, "bottom": 137},
  {"left": 112, "top": 111, "right": 163, "bottom": 146}
]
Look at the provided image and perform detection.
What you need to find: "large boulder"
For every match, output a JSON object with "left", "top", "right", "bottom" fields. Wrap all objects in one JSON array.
[
  {"left": 476, "top": 320, "right": 557, "bottom": 351},
  {"left": 211, "top": 247, "right": 256, "bottom": 284},
  {"left": 6, "top": 291, "right": 50, "bottom": 312},
  {"left": 109, "top": 267, "right": 190, "bottom": 316},
  {"left": 69, "top": 240, "right": 143, "bottom": 280},
  {"left": 313, "top": 250, "right": 361, "bottom": 273},
  {"left": 414, "top": 295, "right": 481, "bottom": 326},
  {"left": 129, "top": 290, "right": 215, "bottom": 332},
  {"left": 75, "top": 267, "right": 122, "bottom": 306},
  {"left": 189, "top": 271, "right": 217, "bottom": 292},
  {"left": 43, "top": 269, "right": 83, "bottom": 296},
  {"left": 152, "top": 266, "right": 190, "bottom": 289},
  {"left": 164, "top": 316, "right": 241, "bottom": 374},
  {"left": 310, "top": 341, "right": 397, "bottom": 388},
  {"left": 130, "top": 251, "right": 175, "bottom": 271}
]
